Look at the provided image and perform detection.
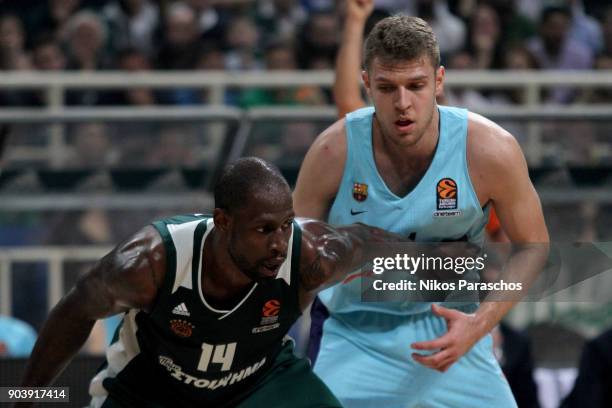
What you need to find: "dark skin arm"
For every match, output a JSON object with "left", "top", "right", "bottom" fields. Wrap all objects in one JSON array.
[
  {"left": 19, "top": 226, "right": 165, "bottom": 393},
  {"left": 297, "top": 218, "right": 403, "bottom": 309}
]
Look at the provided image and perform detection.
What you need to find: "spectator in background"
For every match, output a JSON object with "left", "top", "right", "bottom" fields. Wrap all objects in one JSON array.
[
  {"left": 0, "top": 14, "right": 34, "bottom": 106},
  {"left": 186, "top": 0, "right": 228, "bottom": 43},
  {"left": 601, "top": 6, "right": 612, "bottom": 59},
  {"left": 0, "top": 14, "right": 30, "bottom": 70},
  {"left": 107, "top": 48, "right": 157, "bottom": 106},
  {"left": 465, "top": 2, "right": 503, "bottom": 69},
  {"left": 68, "top": 123, "right": 117, "bottom": 168},
  {"left": 528, "top": 5, "right": 593, "bottom": 104},
  {"left": 296, "top": 10, "right": 339, "bottom": 69},
  {"left": 415, "top": 0, "right": 465, "bottom": 61},
  {"left": 578, "top": 7, "right": 612, "bottom": 105},
  {"left": 568, "top": 0, "right": 603, "bottom": 54},
  {"left": 561, "top": 327, "right": 612, "bottom": 408},
  {"left": 156, "top": 2, "right": 202, "bottom": 104},
  {"left": 156, "top": 2, "right": 202, "bottom": 70},
  {"left": 0, "top": 315, "right": 37, "bottom": 358},
  {"left": 239, "top": 41, "right": 326, "bottom": 108},
  {"left": 444, "top": 51, "right": 493, "bottom": 109},
  {"left": 145, "top": 124, "right": 199, "bottom": 167},
  {"left": 63, "top": 11, "right": 111, "bottom": 106},
  {"left": 493, "top": 44, "right": 540, "bottom": 143},
  {"left": 102, "top": 0, "right": 160, "bottom": 58},
  {"left": 32, "top": 38, "right": 66, "bottom": 71},
  {"left": 492, "top": 323, "right": 540, "bottom": 408},
  {"left": 196, "top": 45, "right": 226, "bottom": 71},
  {"left": 27, "top": 38, "right": 68, "bottom": 107},
  {"left": 223, "top": 15, "right": 262, "bottom": 71},
  {"left": 26, "top": 0, "right": 82, "bottom": 46},
  {"left": 196, "top": 45, "right": 227, "bottom": 103},
  {"left": 255, "top": 0, "right": 308, "bottom": 45},
  {"left": 487, "top": 0, "right": 536, "bottom": 46},
  {"left": 500, "top": 45, "right": 540, "bottom": 105},
  {"left": 278, "top": 121, "right": 319, "bottom": 166}
]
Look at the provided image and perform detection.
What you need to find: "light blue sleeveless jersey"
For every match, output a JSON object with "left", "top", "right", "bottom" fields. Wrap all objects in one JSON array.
[{"left": 319, "top": 105, "right": 489, "bottom": 315}]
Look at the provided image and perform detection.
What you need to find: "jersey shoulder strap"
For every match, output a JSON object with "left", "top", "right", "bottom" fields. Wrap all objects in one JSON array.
[{"left": 151, "top": 214, "right": 210, "bottom": 309}]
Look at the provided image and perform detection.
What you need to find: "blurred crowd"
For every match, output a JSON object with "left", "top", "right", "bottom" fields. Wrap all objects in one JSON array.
[{"left": 0, "top": 0, "right": 610, "bottom": 108}]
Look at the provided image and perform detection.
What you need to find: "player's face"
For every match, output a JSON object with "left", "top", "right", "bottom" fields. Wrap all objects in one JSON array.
[
  {"left": 363, "top": 56, "right": 444, "bottom": 147},
  {"left": 227, "top": 192, "right": 295, "bottom": 282}
]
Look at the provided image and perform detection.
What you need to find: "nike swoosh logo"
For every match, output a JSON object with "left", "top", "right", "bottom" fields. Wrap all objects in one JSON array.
[{"left": 350, "top": 209, "right": 367, "bottom": 216}]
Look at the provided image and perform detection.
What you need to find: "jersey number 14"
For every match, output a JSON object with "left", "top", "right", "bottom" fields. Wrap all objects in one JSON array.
[{"left": 198, "top": 342, "right": 237, "bottom": 372}]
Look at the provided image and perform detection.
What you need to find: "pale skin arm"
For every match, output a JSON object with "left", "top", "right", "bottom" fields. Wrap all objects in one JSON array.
[
  {"left": 411, "top": 115, "right": 549, "bottom": 372},
  {"left": 18, "top": 227, "right": 165, "bottom": 395},
  {"left": 334, "top": 0, "right": 373, "bottom": 117},
  {"left": 293, "top": 119, "right": 347, "bottom": 219}
]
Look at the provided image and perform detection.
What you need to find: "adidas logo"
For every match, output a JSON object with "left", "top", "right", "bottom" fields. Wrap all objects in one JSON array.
[{"left": 172, "top": 302, "right": 190, "bottom": 317}]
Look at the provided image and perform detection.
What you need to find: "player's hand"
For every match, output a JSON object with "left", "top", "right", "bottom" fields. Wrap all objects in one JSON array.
[
  {"left": 410, "top": 304, "right": 484, "bottom": 372},
  {"left": 345, "top": 0, "right": 375, "bottom": 23}
]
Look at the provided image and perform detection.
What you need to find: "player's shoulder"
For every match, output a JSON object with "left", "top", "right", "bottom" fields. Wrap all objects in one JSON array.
[
  {"left": 308, "top": 117, "right": 347, "bottom": 162},
  {"left": 466, "top": 111, "right": 523, "bottom": 166},
  {"left": 294, "top": 217, "right": 333, "bottom": 236},
  {"left": 294, "top": 118, "right": 348, "bottom": 212},
  {"left": 113, "top": 224, "right": 167, "bottom": 290}
]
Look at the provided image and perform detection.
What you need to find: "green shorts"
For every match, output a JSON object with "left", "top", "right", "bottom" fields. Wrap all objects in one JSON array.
[{"left": 237, "top": 341, "right": 342, "bottom": 408}]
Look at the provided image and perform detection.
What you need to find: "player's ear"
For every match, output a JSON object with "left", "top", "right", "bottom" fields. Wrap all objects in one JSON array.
[
  {"left": 362, "top": 69, "right": 371, "bottom": 95},
  {"left": 213, "top": 208, "right": 231, "bottom": 232},
  {"left": 435, "top": 65, "right": 445, "bottom": 97}
]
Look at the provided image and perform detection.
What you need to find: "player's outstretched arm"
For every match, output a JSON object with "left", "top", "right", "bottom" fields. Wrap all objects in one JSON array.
[
  {"left": 19, "top": 226, "right": 165, "bottom": 390},
  {"left": 297, "top": 218, "right": 403, "bottom": 308},
  {"left": 334, "top": 0, "right": 373, "bottom": 117}
]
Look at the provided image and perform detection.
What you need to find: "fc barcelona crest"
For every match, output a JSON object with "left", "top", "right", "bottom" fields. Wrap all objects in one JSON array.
[{"left": 352, "top": 182, "right": 368, "bottom": 202}]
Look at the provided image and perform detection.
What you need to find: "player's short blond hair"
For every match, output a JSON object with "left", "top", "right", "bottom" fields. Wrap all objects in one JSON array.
[{"left": 364, "top": 16, "right": 440, "bottom": 71}]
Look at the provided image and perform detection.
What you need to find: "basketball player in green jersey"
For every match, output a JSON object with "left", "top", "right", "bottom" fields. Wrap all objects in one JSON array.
[{"left": 19, "top": 157, "right": 403, "bottom": 408}]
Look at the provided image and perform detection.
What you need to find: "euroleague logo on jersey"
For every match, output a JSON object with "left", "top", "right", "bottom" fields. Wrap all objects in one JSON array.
[
  {"left": 262, "top": 299, "right": 281, "bottom": 317},
  {"left": 252, "top": 299, "right": 281, "bottom": 334},
  {"left": 437, "top": 178, "right": 457, "bottom": 199},
  {"left": 170, "top": 319, "right": 195, "bottom": 338},
  {"left": 434, "top": 178, "right": 462, "bottom": 217}
]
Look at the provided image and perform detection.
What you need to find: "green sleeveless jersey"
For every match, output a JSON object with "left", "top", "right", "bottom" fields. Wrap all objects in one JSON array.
[{"left": 89, "top": 214, "right": 303, "bottom": 408}]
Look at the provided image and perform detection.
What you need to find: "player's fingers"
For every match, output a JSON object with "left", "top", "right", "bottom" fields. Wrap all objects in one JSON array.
[
  {"left": 431, "top": 303, "right": 461, "bottom": 320},
  {"left": 411, "top": 352, "right": 437, "bottom": 369},
  {"left": 438, "top": 358, "right": 457, "bottom": 373},
  {"left": 411, "top": 334, "right": 451, "bottom": 351},
  {"left": 411, "top": 349, "right": 451, "bottom": 370}
]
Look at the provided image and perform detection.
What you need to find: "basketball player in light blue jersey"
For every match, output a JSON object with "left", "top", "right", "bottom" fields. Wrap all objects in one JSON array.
[{"left": 294, "top": 14, "right": 549, "bottom": 408}]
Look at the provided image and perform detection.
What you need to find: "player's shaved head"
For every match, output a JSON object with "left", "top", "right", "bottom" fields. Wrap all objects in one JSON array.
[{"left": 214, "top": 157, "right": 291, "bottom": 213}]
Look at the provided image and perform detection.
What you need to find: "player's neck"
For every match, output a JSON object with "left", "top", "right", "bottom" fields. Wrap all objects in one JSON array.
[{"left": 202, "top": 229, "right": 254, "bottom": 302}]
